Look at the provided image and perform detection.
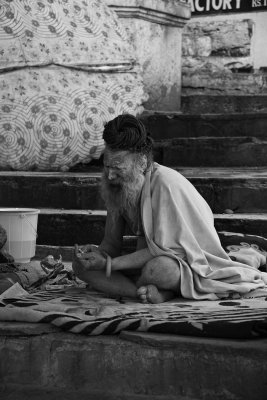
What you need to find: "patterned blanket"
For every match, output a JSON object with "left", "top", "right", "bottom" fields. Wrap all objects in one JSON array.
[
  {"left": 1, "top": 285, "right": 267, "bottom": 339},
  {"left": 0, "top": 230, "right": 267, "bottom": 339}
]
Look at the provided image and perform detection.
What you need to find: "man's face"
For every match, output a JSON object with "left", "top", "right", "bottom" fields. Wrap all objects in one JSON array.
[{"left": 103, "top": 149, "right": 134, "bottom": 187}]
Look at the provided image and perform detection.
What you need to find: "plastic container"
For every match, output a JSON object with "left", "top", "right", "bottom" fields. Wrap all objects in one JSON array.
[{"left": 0, "top": 208, "right": 40, "bottom": 263}]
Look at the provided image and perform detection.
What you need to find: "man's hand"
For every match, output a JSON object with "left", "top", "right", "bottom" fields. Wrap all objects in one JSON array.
[
  {"left": 76, "top": 244, "right": 100, "bottom": 254},
  {"left": 73, "top": 244, "right": 106, "bottom": 277}
]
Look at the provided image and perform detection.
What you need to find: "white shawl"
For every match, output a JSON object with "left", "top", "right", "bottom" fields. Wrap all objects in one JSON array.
[{"left": 141, "top": 163, "right": 267, "bottom": 300}]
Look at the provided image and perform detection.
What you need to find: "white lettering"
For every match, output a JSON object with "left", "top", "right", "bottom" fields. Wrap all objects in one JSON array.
[
  {"left": 189, "top": 0, "right": 195, "bottom": 12},
  {"left": 252, "top": 0, "right": 262, "bottom": 6},
  {"left": 223, "top": 0, "right": 232, "bottom": 9},
  {"left": 212, "top": 0, "right": 223, "bottom": 10},
  {"left": 191, "top": 0, "right": 267, "bottom": 13},
  {"left": 195, "top": 0, "right": 205, "bottom": 11}
]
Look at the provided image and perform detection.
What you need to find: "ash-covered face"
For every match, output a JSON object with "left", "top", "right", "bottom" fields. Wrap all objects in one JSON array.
[
  {"left": 103, "top": 149, "right": 134, "bottom": 187},
  {"left": 101, "top": 148, "right": 147, "bottom": 214}
]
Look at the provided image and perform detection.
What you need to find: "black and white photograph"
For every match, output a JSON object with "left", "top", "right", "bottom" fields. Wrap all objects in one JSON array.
[{"left": 0, "top": 1, "right": 267, "bottom": 399}]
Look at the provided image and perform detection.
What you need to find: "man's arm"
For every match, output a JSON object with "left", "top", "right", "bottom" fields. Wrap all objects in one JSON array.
[
  {"left": 99, "top": 211, "right": 154, "bottom": 270},
  {"left": 98, "top": 211, "right": 125, "bottom": 258},
  {"left": 111, "top": 247, "right": 153, "bottom": 271},
  {"left": 78, "top": 211, "right": 154, "bottom": 272}
]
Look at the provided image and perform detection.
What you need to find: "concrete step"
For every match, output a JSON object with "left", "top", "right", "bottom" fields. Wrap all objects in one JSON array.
[
  {"left": 35, "top": 209, "right": 267, "bottom": 246},
  {"left": 35, "top": 236, "right": 138, "bottom": 261},
  {"left": 56, "top": 137, "right": 267, "bottom": 167},
  {"left": 37, "top": 209, "right": 106, "bottom": 246},
  {"left": 1, "top": 168, "right": 267, "bottom": 213},
  {"left": 156, "top": 137, "right": 267, "bottom": 167},
  {"left": 181, "top": 95, "right": 267, "bottom": 114},
  {"left": 141, "top": 111, "right": 267, "bottom": 140},
  {"left": 1, "top": 326, "right": 266, "bottom": 400}
]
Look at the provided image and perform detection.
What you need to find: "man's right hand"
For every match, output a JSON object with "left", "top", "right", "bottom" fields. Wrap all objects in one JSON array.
[
  {"left": 72, "top": 244, "right": 107, "bottom": 279},
  {"left": 77, "top": 244, "right": 100, "bottom": 254}
]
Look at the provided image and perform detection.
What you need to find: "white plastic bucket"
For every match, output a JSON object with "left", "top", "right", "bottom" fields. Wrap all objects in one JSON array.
[{"left": 0, "top": 208, "right": 40, "bottom": 263}]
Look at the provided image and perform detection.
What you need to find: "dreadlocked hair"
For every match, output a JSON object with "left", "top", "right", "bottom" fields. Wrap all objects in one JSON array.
[{"left": 103, "top": 114, "right": 153, "bottom": 166}]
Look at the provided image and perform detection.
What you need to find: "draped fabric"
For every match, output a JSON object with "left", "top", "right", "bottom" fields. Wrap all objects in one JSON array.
[
  {"left": 0, "top": 0, "right": 146, "bottom": 171},
  {"left": 141, "top": 163, "right": 267, "bottom": 300}
]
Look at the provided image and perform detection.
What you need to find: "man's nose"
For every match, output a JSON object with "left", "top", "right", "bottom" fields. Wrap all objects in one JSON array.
[{"left": 108, "top": 169, "right": 116, "bottom": 180}]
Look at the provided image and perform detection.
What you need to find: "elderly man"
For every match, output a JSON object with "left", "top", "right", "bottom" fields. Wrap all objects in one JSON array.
[{"left": 73, "top": 114, "right": 267, "bottom": 303}]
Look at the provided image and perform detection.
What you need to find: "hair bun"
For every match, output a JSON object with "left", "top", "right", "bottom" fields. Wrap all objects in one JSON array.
[{"left": 103, "top": 114, "right": 153, "bottom": 155}]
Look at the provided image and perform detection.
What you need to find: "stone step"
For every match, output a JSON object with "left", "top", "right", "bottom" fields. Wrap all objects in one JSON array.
[
  {"left": 35, "top": 209, "right": 267, "bottom": 246},
  {"left": 35, "top": 236, "right": 138, "bottom": 261},
  {"left": 156, "top": 137, "right": 267, "bottom": 167},
  {"left": 76, "top": 137, "right": 267, "bottom": 167},
  {"left": 1, "top": 327, "right": 266, "bottom": 400},
  {"left": 1, "top": 168, "right": 267, "bottom": 213},
  {"left": 141, "top": 111, "right": 267, "bottom": 140},
  {"left": 181, "top": 95, "right": 267, "bottom": 114}
]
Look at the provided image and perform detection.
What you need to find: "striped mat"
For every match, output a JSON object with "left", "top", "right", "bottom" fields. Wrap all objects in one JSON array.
[{"left": 0, "top": 286, "right": 267, "bottom": 339}]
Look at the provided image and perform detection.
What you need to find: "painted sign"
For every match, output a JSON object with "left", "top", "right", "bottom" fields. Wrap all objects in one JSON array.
[{"left": 189, "top": 0, "right": 267, "bottom": 15}]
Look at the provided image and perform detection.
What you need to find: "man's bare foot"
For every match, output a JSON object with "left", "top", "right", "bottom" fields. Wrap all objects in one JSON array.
[{"left": 137, "top": 285, "right": 176, "bottom": 304}]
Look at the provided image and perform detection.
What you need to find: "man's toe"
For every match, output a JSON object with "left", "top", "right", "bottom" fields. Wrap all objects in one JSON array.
[
  {"left": 137, "top": 286, "right": 147, "bottom": 295},
  {"left": 140, "top": 294, "right": 147, "bottom": 302}
]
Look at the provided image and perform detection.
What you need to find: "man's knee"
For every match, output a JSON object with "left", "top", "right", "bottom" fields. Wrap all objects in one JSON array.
[{"left": 139, "top": 256, "right": 181, "bottom": 291}]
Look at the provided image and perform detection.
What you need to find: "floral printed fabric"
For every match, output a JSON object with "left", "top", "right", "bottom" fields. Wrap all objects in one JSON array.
[
  {"left": 0, "top": 0, "right": 134, "bottom": 69},
  {"left": 0, "top": 0, "right": 147, "bottom": 170},
  {"left": 0, "top": 67, "right": 146, "bottom": 170},
  {"left": 218, "top": 231, "right": 267, "bottom": 271}
]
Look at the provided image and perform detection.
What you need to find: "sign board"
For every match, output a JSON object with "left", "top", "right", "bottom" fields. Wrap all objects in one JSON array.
[{"left": 189, "top": 0, "right": 267, "bottom": 15}]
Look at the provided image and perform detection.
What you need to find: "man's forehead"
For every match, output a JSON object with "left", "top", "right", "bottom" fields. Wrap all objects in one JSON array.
[{"left": 104, "top": 149, "right": 130, "bottom": 166}]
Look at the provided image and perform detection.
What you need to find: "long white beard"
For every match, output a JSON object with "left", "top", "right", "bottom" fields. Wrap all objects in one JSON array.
[{"left": 100, "top": 171, "right": 145, "bottom": 218}]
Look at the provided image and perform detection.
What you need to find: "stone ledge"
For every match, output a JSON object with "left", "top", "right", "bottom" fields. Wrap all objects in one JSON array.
[
  {"left": 181, "top": 95, "right": 267, "bottom": 114},
  {"left": 32, "top": 210, "right": 267, "bottom": 245},
  {"left": 18, "top": 166, "right": 266, "bottom": 214},
  {"left": 0, "top": 322, "right": 61, "bottom": 336},
  {"left": 159, "top": 136, "right": 267, "bottom": 167},
  {"left": 120, "top": 331, "right": 267, "bottom": 351},
  {"left": 109, "top": 0, "right": 191, "bottom": 27},
  {"left": 0, "top": 386, "right": 176, "bottom": 400},
  {"left": 0, "top": 330, "right": 267, "bottom": 400}
]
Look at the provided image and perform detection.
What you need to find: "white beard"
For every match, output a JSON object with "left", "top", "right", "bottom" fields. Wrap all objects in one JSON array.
[{"left": 100, "top": 171, "right": 145, "bottom": 218}]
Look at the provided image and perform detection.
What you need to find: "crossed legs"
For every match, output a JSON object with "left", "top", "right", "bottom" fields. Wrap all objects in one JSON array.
[
  {"left": 136, "top": 256, "right": 181, "bottom": 303},
  {"left": 73, "top": 255, "right": 181, "bottom": 303}
]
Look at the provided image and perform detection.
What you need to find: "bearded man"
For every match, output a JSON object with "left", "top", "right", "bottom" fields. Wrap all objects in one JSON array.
[{"left": 72, "top": 114, "right": 267, "bottom": 303}]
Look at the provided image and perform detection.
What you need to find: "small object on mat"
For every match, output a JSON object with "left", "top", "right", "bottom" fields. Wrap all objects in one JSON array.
[
  {"left": 40, "top": 255, "right": 63, "bottom": 273},
  {"left": 29, "top": 262, "right": 64, "bottom": 290}
]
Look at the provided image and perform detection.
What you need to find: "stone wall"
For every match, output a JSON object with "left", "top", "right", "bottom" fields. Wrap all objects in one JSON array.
[
  {"left": 182, "top": 13, "right": 267, "bottom": 96},
  {"left": 108, "top": 0, "right": 191, "bottom": 111}
]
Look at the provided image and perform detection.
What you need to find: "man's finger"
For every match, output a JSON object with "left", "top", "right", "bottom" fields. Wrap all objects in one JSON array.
[{"left": 74, "top": 244, "right": 81, "bottom": 258}]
